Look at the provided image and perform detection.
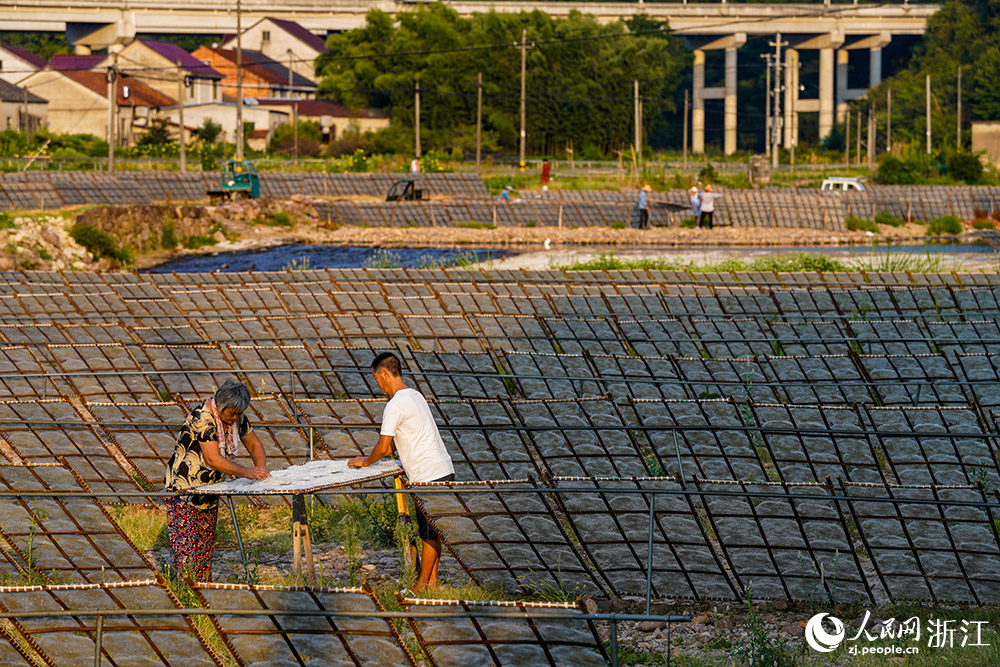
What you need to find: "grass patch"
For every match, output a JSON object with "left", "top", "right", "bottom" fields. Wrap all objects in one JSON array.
[
  {"left": 846, "top": 216, "right": 880, "bottom": 233},
  {"left": 607, "top": 643, "right": 670, "bottom": 664},
  {"left": 851, "top": 245, "right": 951, "bottom": 273},
  {"left": 0, "top": 212, "right": 15, "bottom": 229},
  {"left": 455, "top": 221, "right": 495, "bottom": 230},
  {"left": 254, "top": 211, "right": 294, "bottom": 227},
  {"left": 185, "top": 234, "right": 218, "bottom": 249},
  {"left": 69, "top": 222, "right": 134, "bottom": 265},
  {"left": 559, "top": 252, "right": 847, "bottom": 273},
  {"left": 161, "top": 220, "right": 178, "bottom": 249},
  {"left": 926, "top": 215, "right": 963, "bottom": 236},
  {"left": 110, "top": 506, "right": 169, "bottom": 552},
  {"left": 284, "top": 256, "right": 312, "bottom": 271},
  {"left": 365, "top": 248, "right": 402, "bottom": 269},
  {"left": 972, "top": 219, "right": 996, "bottom": 230},
  {"left": 874, "top": 210, "right": 907, "bottom": 227}
]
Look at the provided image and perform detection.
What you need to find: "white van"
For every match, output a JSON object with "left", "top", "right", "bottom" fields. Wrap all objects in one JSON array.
[{"left": 821, "top": 177, "right": 867, "bottom": 192}]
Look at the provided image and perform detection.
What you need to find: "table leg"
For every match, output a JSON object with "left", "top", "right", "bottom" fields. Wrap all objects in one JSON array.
[
  {"left": 292, "top": 495, "right": 315, "bottom": 584},
  {"left": 395, "top": 477, "right": 417, "bottom": 576},
  {"left": 225, "top": 496, "right": 251, "bottom": 583}
]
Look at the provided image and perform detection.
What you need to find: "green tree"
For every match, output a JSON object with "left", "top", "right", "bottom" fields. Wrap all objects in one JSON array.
[
  {"left": 316, "top": 5, "right": 687, "bottom": 157},
  {"left": 137, "top": 118, "right": 174, "bottom": 146},
  {"left": 861, "top": 0, "right": 1000, "bottom": 151},
  {"left": 194, "top": 118, "right": 223, "bottom": 144}
]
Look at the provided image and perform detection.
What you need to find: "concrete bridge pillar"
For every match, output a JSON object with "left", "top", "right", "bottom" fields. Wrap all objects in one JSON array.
[
  {"left": 724, "top": 47, "right": 738, "bottom": 155},
  {"left": 836, "top": 49, "right": 850, "bottom": 123},
  {"left": 870, "top": 46, "right": 883, "bottom": 87},
  {"left": 819, "top": 46, "right": 836, "bottom": 141},
  {"left": 692, "top": 49, "right": 706, "bottom": 154},
  {"left": 687, "top": 33, "right": 746, "bottom": 155},
  {"left": 836, "top": 33, "right": 891, "bottom": 124}
]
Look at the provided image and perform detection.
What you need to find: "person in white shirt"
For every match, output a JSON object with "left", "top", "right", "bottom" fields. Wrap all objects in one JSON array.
[
  {"left": 349, "top": 352, "right": 455, "bottom": 593},
  {"left": 410, "top": 157, "right": 420, "bottom": 174},
  {"left": 698, "top": 183, "right": 722, "bottom": 229}
]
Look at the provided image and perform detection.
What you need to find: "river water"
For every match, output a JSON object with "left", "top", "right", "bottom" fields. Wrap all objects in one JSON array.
[{"left": 142, "top": 244, "right": 505, "bottom": 273}]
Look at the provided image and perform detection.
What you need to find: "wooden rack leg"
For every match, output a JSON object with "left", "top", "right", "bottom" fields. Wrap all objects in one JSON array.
[
  {"left": 292, "top": 495, "right": 313, "bottom": 582},
  {"left": 303, "top": 523, "right": 315, "bottom": 583},
  {"left": 395, "top": 477, "right": 418, "bottom": 574}
]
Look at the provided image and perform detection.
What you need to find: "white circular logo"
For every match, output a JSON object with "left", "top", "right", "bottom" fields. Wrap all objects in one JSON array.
[{"left": 805, "top": 613, "right": 846, "bottom": 653}]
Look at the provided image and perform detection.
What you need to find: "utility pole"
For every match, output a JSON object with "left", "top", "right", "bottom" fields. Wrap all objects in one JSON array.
[
  {"left": 633, "top": 79, "right": 641, "bottom": 170},
  {"left": 856, "top": 111, "right": 861, "bottom": 166},
  {"left": 886, "top": 86, "right": 892, "bottom": 154},
  {"left": 177, "top": 61, "right": 186, "bottom": 173},
  {"left": 519, "top": 28, "right": 527, "bottom": 173},
  {"left": 476, "top": 72, "right": 482, "bottom": 175},
  {"left": 761, "top": 53, "right": 771, "bottom": 158},
  {"left": 956, "top": 64, "right": 962, "bottom": 150},
  {"left": 235, "top": 0, "right": 244, "bottom": 160},
  {"left": 789, "top": 78, "right": 796, "bottom": 165},
  {"left": 682, "top": 89, "right": 689, "bottom": 169},
  {"left": 769, "top": 32, "right": 784, "bottom": 169},
  {"left": 867, "top": 104, "right": 875, "bottom": 171},
  {"left": 288, "top": 49, "right": 294, "bottom": 96},
  {"left": 414, "top": 80, "right": 421, "bottom": 158},
  {"left": 292, "top": 101, "right": 298, "bottom": 165},
  {"left": 106, "top": 53, "right": 117, "bottom": 172},
  {"left": 845, "top": 108, "right": 850, "bottom": 165},
  {"left": 23, "top": 87, "right": 29, "bottom": 145},
  {"left": 925, "top": 74, "right": 931, "bottom": 155}
]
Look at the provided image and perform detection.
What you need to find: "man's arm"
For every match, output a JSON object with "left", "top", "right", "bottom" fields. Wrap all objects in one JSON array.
[
  {"left": 202, "top": 439, "right": 269, "bottom": 480},
  {"left": 348, "top": 435, "right": 394, "bottom": 468}
]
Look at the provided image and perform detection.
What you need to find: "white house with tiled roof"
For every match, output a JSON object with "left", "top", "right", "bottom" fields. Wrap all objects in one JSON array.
[
  {"left": 222, "top": 17, "right": 327, "bottom": 83},
  {"left": 0, "top": 44, "right": 46, "bottom": 85}
]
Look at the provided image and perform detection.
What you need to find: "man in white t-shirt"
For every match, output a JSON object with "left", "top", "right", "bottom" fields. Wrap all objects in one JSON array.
[{"left": 349, "top": 352, "right": 455, "bottom": 593}]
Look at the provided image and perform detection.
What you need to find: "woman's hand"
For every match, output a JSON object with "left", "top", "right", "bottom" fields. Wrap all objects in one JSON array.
[{"left": 245, "top": 466, "right": 270, "bottom": 480}]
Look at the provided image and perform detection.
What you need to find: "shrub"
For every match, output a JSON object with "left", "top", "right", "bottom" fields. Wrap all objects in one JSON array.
[
  {"left": 876, "top": 155, "right": 925, "bottom": 185},
  {"left": 926, "top": 215, "right": 963, "bottom": 235},
  {"left": 610, "top": 221, "right": 625, "bottom": 229},
  {"left": 992, "top": 209, "right": 1000, "bottom": 223},
  {"left": 161, "top": 220, "right": 177, "bottom": 249},
  {"left": 874, "top": 210, "right": 906, "bottom": 227},
  {"left": 946, "top": 152, "right": 983, "bottom": 184},
  {"left": 0, "top": 212, "right": 15, "bottom": 230},
  {"left": 699, "top": 163, "right": 719, "bottom": 183},
  {"left": 974, "top": 208, "right": 989, "bottom": 220},
  {"left": 846, "top": 216, "right": 879, "bottom": 233},
  {"left": 69, "top": 223, "right": 133, "bottom": 265},
  {"left": 679, "top": 216, "right": 697, "bottom": 229},
  {"left": 972, "top": 219, "right": 996, "bottom": 230}
]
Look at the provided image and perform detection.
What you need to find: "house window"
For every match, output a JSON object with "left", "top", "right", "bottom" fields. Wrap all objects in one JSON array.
[
  {"left": 262, "top": 30, "right": 271, "bottom": 42},
  {"left": 212, "top": 80, "right": 219, "bottom": 100}
]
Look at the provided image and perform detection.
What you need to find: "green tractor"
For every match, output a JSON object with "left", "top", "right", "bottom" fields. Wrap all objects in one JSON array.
[{"left": 208, "top": 160, "right": 261, "bottom": 203}]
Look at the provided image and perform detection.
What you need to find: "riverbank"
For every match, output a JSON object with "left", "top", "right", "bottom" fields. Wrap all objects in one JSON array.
[{"left": 1, "top": 198, "right": 993, "bottom": 273}]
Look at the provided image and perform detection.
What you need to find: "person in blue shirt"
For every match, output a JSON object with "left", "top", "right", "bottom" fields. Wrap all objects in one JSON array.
[
  {"left": 690, "top": 186, "right": 702, "bottom": 222},
  {"left": 497, "top": 185, "right": 513, "bottom": 202},
  {"left": 636, "top": 184, "right": 651, "bottom": 229}
]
